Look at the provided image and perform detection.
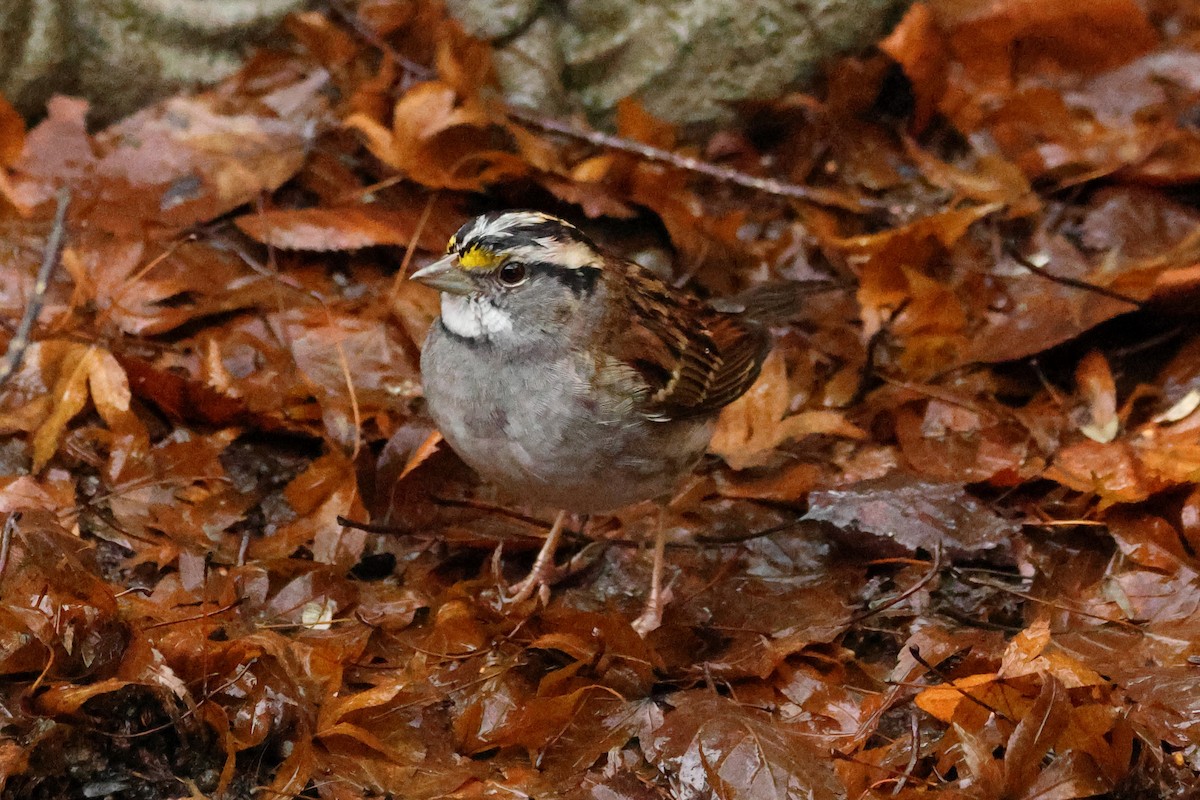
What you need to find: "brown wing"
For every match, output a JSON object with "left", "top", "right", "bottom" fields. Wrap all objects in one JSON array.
[{"left": 602, "top": 263, "right": 770, "bottom": 422}]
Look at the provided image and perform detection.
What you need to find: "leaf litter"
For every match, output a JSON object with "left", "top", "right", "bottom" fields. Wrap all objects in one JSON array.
[{"left": 0, "top": 1, "right": 1199, "bottom": 798}]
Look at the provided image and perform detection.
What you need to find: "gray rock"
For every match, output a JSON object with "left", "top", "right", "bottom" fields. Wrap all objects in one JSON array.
[
  {"left": 494, "top": 11, "right": 569, "bottom": 113},
  {"left": 0, "top": 0, "right": 910, "bottom": 129},
  {"left": 445, "top": 0, "right": 542, "bottom": 40},
  {"left": 458, "top": 0, "right": 911, "bottom": 127},
  {"left": 0, "top": 0, "right": 307, "bottom": 123}
]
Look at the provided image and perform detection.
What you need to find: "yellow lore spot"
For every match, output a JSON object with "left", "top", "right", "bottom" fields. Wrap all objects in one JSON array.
[{"left": 457, "top": 245, "right": 499, "bottom": 270}]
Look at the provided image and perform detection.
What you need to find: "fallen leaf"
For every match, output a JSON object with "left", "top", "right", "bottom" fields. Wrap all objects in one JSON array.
[
  {"left": 880, "top": 3, "right": 948, "bottom": 133},
  {"left": 642, "top": 693, "right": 842, "bottom": 800},
  {"left": 806, "top": 473, "right": 1019, "bottom": 561},
  {"left": 31, "top": 344, "right": 133, "bottom": 472},
  {"left": 710, "top": 350, "right": 864, "bottom": 470},
  {"left": 0, "top": 94, "right": 26, "bottom": 168},
  {"left": 1076, "top": 351, "right": 1119, "bottom": 443},
  {"left": 235, "top": 205, "right": 458, "bottom": 252}
]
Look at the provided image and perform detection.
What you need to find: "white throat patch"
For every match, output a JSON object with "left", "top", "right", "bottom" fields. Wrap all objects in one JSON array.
[{"left": 440, "top": 294, "right": 513, "bottom": 339}]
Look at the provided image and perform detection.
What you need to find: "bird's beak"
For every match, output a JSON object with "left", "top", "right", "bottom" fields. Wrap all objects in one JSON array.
[{"left": 409, "top": 255, "right": 475, "bottom": 296}]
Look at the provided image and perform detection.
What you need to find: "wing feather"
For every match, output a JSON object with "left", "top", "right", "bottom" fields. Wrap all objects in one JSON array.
[{"left": 602, "top": 263, "right": 770, "bottom": 422}]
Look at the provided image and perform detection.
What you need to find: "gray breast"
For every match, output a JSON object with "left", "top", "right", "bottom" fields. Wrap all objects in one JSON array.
[{"left": 420, "top": 322, "right": 713, "bottom": 513}]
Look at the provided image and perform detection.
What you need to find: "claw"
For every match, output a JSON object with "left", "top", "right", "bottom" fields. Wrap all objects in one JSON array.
[{"left": 502, "top": 510, "right": 569, "bottom": 605}]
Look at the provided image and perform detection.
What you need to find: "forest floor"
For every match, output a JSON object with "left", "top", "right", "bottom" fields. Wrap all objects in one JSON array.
[{"left": 0, "top": 1, "right": 1199, "bottom": 798}]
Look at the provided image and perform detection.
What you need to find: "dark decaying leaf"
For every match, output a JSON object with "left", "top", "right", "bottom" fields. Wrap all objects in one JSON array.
[{"left": 806, "top": 473, "right": 1019, "bottom": 561}]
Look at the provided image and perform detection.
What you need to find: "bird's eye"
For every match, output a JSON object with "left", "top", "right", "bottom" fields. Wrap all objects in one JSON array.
[{"left": 497, "top": 262, "right": 527, "bottom": 286}]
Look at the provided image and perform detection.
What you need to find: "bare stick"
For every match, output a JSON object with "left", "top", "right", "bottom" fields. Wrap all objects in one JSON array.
[
  {"left": 1008, "top": 247, "right": 1143, "bottom": 308},
  {"left": 0, "top": 188, "right": 72, "bottom": 385},
  {"left": 845, "top": 544, "right": 942, "bottom": 626},
  {"left": 0, "top": 512, "right": 19, "bottom": 584},
  {"left": 505, "top": 106, "right": 880, "bottom": 211},
  {"left": 328, "top": 0, "right": 434, "bottom": 81},
  {"left": 907, "top": 644, "right": 1012, "bottom": 721},
  {"left": 892, "top": 711, "right": 921, "bottom": 796}
]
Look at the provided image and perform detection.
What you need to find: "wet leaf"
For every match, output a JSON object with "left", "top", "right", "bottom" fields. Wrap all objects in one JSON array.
[
  {"left": 880, "top": 4, "right": 948, "bottom": 133},
  {"left": 30, "top": 344, "right": 136, "bottom": 472},
  {"left": 642, "top": 693, "right": 842, "bottom": 800},
  {"left": 1003, "top": 676, "right": 1071, "bottom": 797},
  {"left": 711, "top": 350, "right": 865, "bottom": 470},
  {"left": 806, "top": 473, "right": 1019, "bottom": 561}
]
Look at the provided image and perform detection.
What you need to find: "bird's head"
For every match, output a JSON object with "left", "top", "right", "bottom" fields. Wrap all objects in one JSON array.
[{"left": 410, "top": 211, "right": 606, "bottom": 344}]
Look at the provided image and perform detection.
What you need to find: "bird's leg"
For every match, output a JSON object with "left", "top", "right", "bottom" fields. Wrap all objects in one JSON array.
[
  {"left": 631, "top": 509, "right": 671, "bottom": 636},
  {"left": 505, "top": 509, "right": 569, "bottom": 604}
]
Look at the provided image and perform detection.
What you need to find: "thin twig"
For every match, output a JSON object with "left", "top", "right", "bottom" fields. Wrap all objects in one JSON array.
[
  {"left": 328, "top": 0, "right": 434, "bottom": 81},
  {"left": 907, "top": 645, "right": 1012, "bottom": 722},
  {"left": 338, "top": 507, "right": 559, "bottom": 538},
  {"left": 954, "top": 568, "right": 1144, "bottom": 632},
  {"left": 828, "top": 752, "right": 939, "bottom": 789},
  {"left": 1008, "top": 247, "right": 1144, "bottom": 308},
  {"left": 140, "top": 599, "right": 243, "bottom": 631},
  {"left": 0, "top": 512, "right": 19, "bottom": 584},
  {"left": 692, "top": 516, "right": 813, "bottom": 544},
  {"left": 341, "top": 506, "right": 813, "bottom": 551},
  {"left": 845, "top": 544, "right": 942, "bottom": 627},
  {"left": 100, "top": 662, "right": 255, "bottom": 740},
  {"left": 0, "top": 189, "right": 71, "bottom": 385},
  {"left": 893, "top": 711, "right": 921, "bottom": 796},
  {"left": 505, "top": 106, "right": 880, "bottom": 211},
  {"left": 389, "top": 192, "right": 437, "bottom": 305}
]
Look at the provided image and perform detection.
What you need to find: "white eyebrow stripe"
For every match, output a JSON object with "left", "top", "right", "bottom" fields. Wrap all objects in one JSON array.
[
  {"left": 471, "top": 211, "right": 555, "bottom": 240},
  {"left": 458, "top": 216, "right": 485, "bottom": 242},
  {"left": 507, "top": 240, "right": 598, "bottom": 270}
]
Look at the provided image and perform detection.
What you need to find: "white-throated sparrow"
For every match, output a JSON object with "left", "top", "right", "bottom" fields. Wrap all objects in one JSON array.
[{"left": 412, "top": 210, "right": 805, "bottom": 633}]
